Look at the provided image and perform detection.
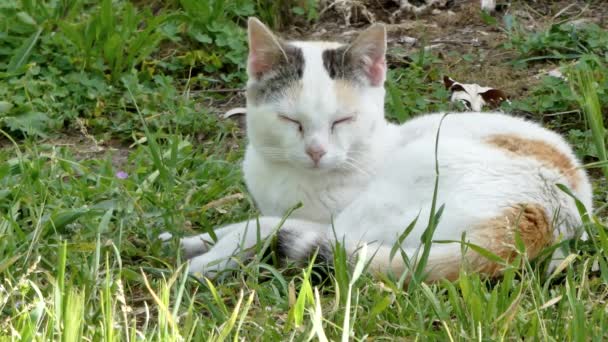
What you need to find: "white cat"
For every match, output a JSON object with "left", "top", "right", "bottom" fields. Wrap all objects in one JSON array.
[{"left": 177, "top": 18, "right": 591, "bottom": 281}]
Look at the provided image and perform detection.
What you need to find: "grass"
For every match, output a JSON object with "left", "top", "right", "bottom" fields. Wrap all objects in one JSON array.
[
  {"left": 570, "top": 60, "right": 608, "bottom": 180},
  {"left": 1, "top": 0, "right": 608, "bottom": 340}
]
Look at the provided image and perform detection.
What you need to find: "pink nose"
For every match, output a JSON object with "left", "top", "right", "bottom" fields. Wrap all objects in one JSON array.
[{"left": 305, "top": 146, "right": 326, "bottom": 165}]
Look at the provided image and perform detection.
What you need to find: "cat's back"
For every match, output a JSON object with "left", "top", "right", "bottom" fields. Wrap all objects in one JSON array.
[
  {"left": 391, "top": 112, "right": 592, "bottom": 214},
  {"left": 399, "top": 112, "right": 571, "bottom": 151}
]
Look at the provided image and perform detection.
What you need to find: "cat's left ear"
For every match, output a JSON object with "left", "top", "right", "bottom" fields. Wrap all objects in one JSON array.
[
  {"left": 348, "top": 24, "right": 387, "bottom": 86},
  {"left": 247, "top": 17, "right": 286, "bottom": 80}
]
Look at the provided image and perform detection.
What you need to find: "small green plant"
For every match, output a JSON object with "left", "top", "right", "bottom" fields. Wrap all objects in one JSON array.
[
  {"left": 291, "top": 0, "right": 319, "bottom": 23},
  {"left": 58, "top": 0, "right": 170, "bottom": 81},
  {"left": 507, "top": 75, "right": 578, "bottom": 117},
  {"left": 385, "top": 51, "right": 449, "bottom": 123},
  {"left": 176, "top": 0, "right": 254, "bottom": 84},
  {"left": 0, "top": 0, "right": 237, "bottom": 138},
  {"left": 0, "top": 0, "right": 84, "bottom": 75},
  {"left": 504, "top": 17, "right": 608, "bottom": 65},
  {"left": 253, "top": 0, "right": 318, "bottom": 29}
]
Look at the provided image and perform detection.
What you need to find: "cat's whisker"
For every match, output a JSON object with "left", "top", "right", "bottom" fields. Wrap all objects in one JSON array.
[
  {"left": 346, "top": 156, "right": 371, "bottom": 167},
  {"left": 343, "top": 159, "right": 372, "bottom": 177}
]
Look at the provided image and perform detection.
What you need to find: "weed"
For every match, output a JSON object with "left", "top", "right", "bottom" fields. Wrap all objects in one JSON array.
[
  {"left": 385, "top": 51, "right": 450, "bottom": 122},
  {"left": 570, "top": 61, "right": 608, "bottom": 180},
  {"left": 504, "top": 17, "right": 608, "bottom": 65},
  {"left": 176, "top": 0, "right": 254, "bottom": 83}
]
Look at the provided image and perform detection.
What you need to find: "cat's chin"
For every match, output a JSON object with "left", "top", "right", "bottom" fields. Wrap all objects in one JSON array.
[
  {"left": 282, "top": 160, "right": 333, "bottom": 173},
  {"left": 271, "top": 155, "right": 347, "bottom": 174},
  {"left": 298, "top": 163, "right": 329, "bottom": 172},
  {"left": 300, "top": 162, "right": 346, "bottom": 175}
]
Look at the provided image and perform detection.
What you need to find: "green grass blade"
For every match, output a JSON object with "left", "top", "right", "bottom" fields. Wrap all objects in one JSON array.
[
  {"left": 7, "top": 27, "right": 43, "bottom": 72},
  {"left": 412, "top": 113, "right": 450, "bottom": 286},
  {"left": 570, "top": 63, "right": 608, "bottom": 180},
  {"left": 215, "top": 290, "right": 245, "bottom": 342}
]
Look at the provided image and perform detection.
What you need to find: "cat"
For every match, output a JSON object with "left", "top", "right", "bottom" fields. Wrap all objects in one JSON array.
[
  {"left": 443, "top": 76, "right": 508, "bottom": 111},
  {"left": 175, "top": 18, "right": 592, "bottom": 281}
]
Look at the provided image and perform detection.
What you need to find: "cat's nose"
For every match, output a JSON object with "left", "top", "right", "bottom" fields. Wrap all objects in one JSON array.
[{"left": 305, "top": 146, "right": 326, "bottom": 165}]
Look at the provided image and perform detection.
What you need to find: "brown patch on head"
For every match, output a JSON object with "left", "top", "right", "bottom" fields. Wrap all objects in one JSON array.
[
  {"left": 486, "top": 134, "right": 581, "bottom": 190},
  {"left": 480, "top": 89, "right": 508, "bottom": 108},
  {"left": 443, "top": 76, "right": 465, "bottom": 92},
  {"left": 443, "top": 75, "right": 455, "bottom": 89}
]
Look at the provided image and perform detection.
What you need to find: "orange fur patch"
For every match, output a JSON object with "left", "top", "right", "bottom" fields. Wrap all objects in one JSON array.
[
  {"left": 465, "top": 203, "right": 552, "bottom": 279},
  {"left": 424, "top": 203, "right": 552, "bottom": 282},
  {"left": 486, "top": 134, "right": 580, "bottom": 190},
  {"left": 487, "top": 134, "right": 581, "bottom": 189}
]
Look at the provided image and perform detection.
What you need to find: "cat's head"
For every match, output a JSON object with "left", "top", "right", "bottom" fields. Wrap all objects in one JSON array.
[{"left": 245, "top": 18, "right": 387, "bottom": 173}]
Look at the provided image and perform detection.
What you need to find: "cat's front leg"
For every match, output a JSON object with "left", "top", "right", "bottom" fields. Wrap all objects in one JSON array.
[
  {"left": 178, "top": 224, "right": 243, "bottom": 258},
  {"left": 187, "top": 217, "right": 330, "bottom": 276},
  {"left": 187, "top": 217, "right": 287, "bottom": 276},
  {"left": 159, "top": 224, "right": 241, "bottom": 258}
]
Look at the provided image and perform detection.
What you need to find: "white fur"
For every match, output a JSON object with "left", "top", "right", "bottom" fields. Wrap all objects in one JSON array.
[
  {"left": 481, "top": 0, "right": 497, "bottom": 11},
  {"left": 181, "top": 24, "right": 592, "bottom": 279}
]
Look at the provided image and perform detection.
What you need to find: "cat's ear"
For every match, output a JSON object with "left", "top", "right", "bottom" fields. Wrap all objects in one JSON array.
[
  {"left": 480, "top": 88, "right": 508, "bottom": 108},
  {"left": 443, "top": 76, "right": 465, "bottom": 92},
  {"left": 443, "top": 76, "right": 455, "bottom": 89},
  {"left": 348, "top": 24, "right": 387, "bottom": 86},
  {"left": 247, "top": 17, "right": 286, "bottom": 79}
]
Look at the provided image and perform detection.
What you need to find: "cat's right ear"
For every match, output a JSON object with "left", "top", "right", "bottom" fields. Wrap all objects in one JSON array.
[{"left": 247, "top": 17, "right": 285, "bottom": 80}]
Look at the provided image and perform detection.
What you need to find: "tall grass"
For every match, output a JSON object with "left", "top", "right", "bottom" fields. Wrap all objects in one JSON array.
[{"left": 570, "top": 61, "right": 608, "bottom": 181}]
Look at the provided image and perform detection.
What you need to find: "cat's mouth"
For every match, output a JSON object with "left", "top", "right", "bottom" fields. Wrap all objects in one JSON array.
[
  {"left": 297, "top": 160, "right": 332, "bottom": 173},
  {"left": 301, "top": 160, "right": 347, "bottom": 174},
  {"left": 305, "top": 163, "right": 326, "bottom": 171}
]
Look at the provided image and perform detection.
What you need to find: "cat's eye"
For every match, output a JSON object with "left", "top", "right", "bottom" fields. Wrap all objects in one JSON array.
[
  {"left": 331, "top": 116, "right": 354, "bottom": 131},
  {"left": 279, "top": 114, "right": 303, "bottom": 133}
]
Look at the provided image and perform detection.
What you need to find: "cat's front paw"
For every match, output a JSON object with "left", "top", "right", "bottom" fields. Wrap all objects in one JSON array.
[
  {"left": 158, "top": 232, "right": 214, "bottom": 259},
  {"left": 180, "top": 234, "right": 214, "bottom": 259},
  {"left": 158, "top": 232, "right": 173, "bottom": 242},
  {"left": 188, "top": 253, "right": 234, "bottom": 277}
]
